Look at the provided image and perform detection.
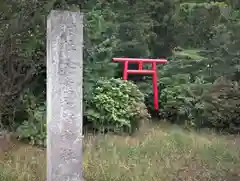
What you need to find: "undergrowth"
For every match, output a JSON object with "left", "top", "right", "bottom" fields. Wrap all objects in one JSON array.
[{"left": 0, "top": 124, "right": 239, "bottom": 181}]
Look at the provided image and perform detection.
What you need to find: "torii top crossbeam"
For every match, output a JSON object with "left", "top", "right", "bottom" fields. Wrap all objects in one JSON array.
[
  {"left": 112, "top": 57, "right": 168, "bottom": 110},
  {"left": 113, "top": 57, "right": 167, "bottom": 63}
]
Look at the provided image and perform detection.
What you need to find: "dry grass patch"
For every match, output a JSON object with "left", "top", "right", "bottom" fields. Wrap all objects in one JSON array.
[{"left": 0, "top": 125, "right": 240, "bottom": 181}]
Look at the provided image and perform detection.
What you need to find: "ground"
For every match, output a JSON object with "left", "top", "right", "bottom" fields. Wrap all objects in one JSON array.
[{"left": 0, "top": 123, "right": 240, "bottom": 181}]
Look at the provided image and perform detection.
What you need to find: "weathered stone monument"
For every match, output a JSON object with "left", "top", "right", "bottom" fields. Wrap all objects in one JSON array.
[{"left": 47, "top": 10, "right": 84, "bottom": 181}]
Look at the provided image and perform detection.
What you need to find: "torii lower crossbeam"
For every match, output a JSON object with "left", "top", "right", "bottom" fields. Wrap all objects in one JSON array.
[{"left": 112, "top": 57, "right": 168, "bottom": 110}]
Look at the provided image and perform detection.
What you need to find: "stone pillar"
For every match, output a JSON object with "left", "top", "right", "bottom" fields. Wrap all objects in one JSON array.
[{"left": 47, "top": 10, "right": 84, "bottom": 181}]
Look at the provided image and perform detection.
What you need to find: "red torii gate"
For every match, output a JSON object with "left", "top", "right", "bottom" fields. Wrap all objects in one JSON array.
[{"left": 112, "top": 57, "right": 168, "bottom": 110}]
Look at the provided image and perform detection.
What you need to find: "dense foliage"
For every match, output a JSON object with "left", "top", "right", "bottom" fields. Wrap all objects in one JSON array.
[
  {"left": 0, "top": 0, "right": 240, "bottom": 145},
  {"left": 86, "top": 78, "right": 150, "bottom": 134},
  {"left": 16, "top": 90, "right": 46, "bottom": 146},
  {"left": 204, "top": 78, "right": 240, "bottom": 133}
]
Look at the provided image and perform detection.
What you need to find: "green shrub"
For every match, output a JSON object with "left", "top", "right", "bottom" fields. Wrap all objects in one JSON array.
[
  {"left": 203, "top": 78, "right": 240, "bottom": 133},
  {"left": 144, "top": 64, "right": 209, "bottom": 128},
  {"left": 158, "top": 78, "right": 209, "bottom": 128},
  {"left": 86, "top": 78, "right": 150, "bottom": 134},
  {"left": 16, "top": 91, "right": 46, "bottom": 147}
]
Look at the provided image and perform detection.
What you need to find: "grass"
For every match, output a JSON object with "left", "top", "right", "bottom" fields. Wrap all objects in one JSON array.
[{"left": 0, "top": 124, "right": 240, "bottom": 181}]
